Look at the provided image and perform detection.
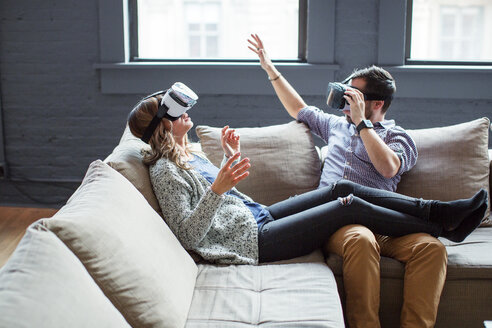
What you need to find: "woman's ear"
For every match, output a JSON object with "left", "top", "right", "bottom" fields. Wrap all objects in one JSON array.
[{"left": 162, "top": 119, "right": 172, "bottom": 131}]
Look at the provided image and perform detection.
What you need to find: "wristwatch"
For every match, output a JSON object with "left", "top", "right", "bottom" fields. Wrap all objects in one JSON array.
[{"left": 356, "top": 119, "right": 374, "bottom": 133}]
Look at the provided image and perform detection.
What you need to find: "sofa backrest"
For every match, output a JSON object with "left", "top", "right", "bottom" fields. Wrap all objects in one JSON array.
[
  {"left": 396, "top": 117, "right": 491, "bottom": 225},
  {"left": 42, "top": 160, "right": 198, "bottom": 328},
  {"left": 196, "top": 121, "right": 321, "bottom": 205},
  {"left": 106, "top": 121, "right": 321, "bottom": 209},
  {"left": 106, "top": 118, "right": 491, "bottom": 226},
  {"left": 0, "top": 223, "right": 131, "bottom": 328},
  {"left": 104, "top": 125, "right": 163, "bottom": 215}
]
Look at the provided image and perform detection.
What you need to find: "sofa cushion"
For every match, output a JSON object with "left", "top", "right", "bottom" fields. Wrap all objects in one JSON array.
[
  {"left": 186, "top": 262, "right": 344, "bottom": 327},
  {"left": 196, "top": 121, "right": 321, "bottom": 206},
  {"left": 396, "top": 118, "right": 491, "bottom": 225},
  {"left": 104, "top": 125, "right": 162, "bottom": 215},
  {"left": 0, "top": 223, "right": 130, "bottom": 328},
  {"left": 264, "top": 248, "right": 326, "bottom": 265},
  {"left": 488, "top": 149, "right": 492, "bottom": 225},
  {"left": 42, "top": 160, "right": 198, "bottom": 328},
  {"left": 439, "top": 226, "right": 492, "bottom": 279},
  {"left": 326, "top": 226, "right": 492, "bottom": 283},
  {"left": 326, "top": 227, "right": 492, "bottom": 328}
]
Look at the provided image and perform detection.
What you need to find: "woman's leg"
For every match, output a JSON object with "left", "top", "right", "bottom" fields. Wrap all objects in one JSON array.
[
  {"left": 267, "top": 180, "right": 487, "bottom": 230},
  {"left": 266, "top": 185, "right": 337, "bottom": 220},
  {"left": 267, "top": 180, "right": 435, "bottom": 222},
  {"left": 332, "top": 180, "right": 433, "bottom": 218},
  {"left": 330, "top": 180, "right": 486, "bottom": 229},
  {"left": 258, "top": 195, "right": 442, "bottom": 263}
]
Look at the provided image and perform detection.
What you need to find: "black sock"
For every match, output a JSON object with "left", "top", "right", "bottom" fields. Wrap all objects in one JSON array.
[
  {"left": 429, "top": 189, "right": 487, "bottom": 231},
  {"left": 441, "top": 201, "right": 487, "bottom": 243}
]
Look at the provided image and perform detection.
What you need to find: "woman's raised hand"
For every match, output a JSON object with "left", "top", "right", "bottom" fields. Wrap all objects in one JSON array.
[
  {"left": 221, "top": 125, "right": 240, "bottom": 158},
  {"left": 247, "top": 34, "right": 273, "bottom": 71},
  {"left": 211, "top": 153, "right": 251, "bottom": 195}
]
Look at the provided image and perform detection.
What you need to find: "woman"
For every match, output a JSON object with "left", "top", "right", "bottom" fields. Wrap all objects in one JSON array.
[{"left": 127, "top": 94, "right": 487, "bottom": 265}]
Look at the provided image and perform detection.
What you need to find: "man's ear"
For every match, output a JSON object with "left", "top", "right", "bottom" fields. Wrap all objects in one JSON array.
[{"left": 372, "top": 100, "right": 385, "bottom": 111}]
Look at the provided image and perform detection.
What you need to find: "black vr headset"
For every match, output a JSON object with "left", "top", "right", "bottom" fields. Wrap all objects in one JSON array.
[
  {"left": 139, "top": 82, "right": 198, "bottom": 144},
  {"left": 326, "top": 76, "right": 393, "bottom": 111}
]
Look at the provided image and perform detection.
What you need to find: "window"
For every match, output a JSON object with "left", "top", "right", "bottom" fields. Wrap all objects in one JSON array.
[
  {"left": 96, "top": 0, "right": 338, "bottom": 95},
  {"left": 377, "top": 0, "right": 492, "bottom": 100},
  {"left": 406, "top": 0, "right": 492, "bottom": 64},
  {"left": 132, "top": 0, "right": 303, "bottom": 61},
  {"left": 185, "top": 4, "right": 220, "bottom": 58}
]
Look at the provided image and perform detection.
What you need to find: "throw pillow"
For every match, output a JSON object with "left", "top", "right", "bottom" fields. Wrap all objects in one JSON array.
[
  {"left": 196, "top": 121, "right": 321, "bottom": 206},
  {"left": 397, "top": 117, "right": 491, "bottom": 226},
  {"left": 42, "top": 160, "right": 198, "bottom": 328},
  {"left": 0, "top": 223, "right": 131, "bottom": 328},
  {"left": 104, "top": 125, "right": 162, "bottom": 215}
]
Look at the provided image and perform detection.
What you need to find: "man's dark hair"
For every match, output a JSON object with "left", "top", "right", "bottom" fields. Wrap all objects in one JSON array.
[{"left": 347, "top": 65, "right": 396, "bottom": 113}]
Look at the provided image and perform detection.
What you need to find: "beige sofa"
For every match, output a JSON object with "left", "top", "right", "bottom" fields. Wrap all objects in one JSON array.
[{"left": 0, "top": 117, "right": 490, "bottom": 328}]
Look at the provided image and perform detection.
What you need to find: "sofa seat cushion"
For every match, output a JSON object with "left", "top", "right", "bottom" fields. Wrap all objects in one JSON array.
[
  {"left": 326, "top": 249, "right": 405, "bottom": 280},
  {"left": 325, "top": 228, "right": 492, "bottom": 328},
  {"left": 0, "top": 223, "right": 130, "bottom": 328},
  {"left": 440, "top": 226, "right": 492, "bottom": 280},
  {"left": 264, "top": 248, "right": 326, "bottom": 265},
  {"left": 326, "top": 227, "right": 492, "bottom": 280},
  {"left": 186, "top": 263, "right": 344, "bottom": 327}
]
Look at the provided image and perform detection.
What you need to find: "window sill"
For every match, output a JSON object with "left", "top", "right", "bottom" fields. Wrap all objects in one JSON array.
[
  {"left": 382, "top": 65, "right": 492, "bottom": 99},
  {"left": 385, "top": 65, "right": 492, "bottom": 73},
  {"left": 94, "top": 62, "right": 339, "bottom": 95}
]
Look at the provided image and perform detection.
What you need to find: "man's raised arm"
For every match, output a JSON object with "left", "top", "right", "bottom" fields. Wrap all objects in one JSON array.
[{"left": 247, "top": 34, "right": 307, "bottom": 120}]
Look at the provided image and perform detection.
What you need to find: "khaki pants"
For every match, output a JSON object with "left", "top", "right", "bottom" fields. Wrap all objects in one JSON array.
[{"left": 326, "top": 224, "right": 447, "bottom": 328}]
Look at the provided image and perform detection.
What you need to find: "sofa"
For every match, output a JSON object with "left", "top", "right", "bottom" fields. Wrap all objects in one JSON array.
[{"left": 0, "top": 116, "right": 490, "bottom": 328}]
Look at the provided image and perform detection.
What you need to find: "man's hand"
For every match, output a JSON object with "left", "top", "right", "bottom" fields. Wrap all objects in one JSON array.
[
  {"left": 221, "top": 125, "right": 240, "bottom": 158},
  {"left": 246, "top": 33, "right": 307, "bottom": 120},
  {"left": 211, "top": 153, "right": 251, "bottom": 195},
  {"left": 344, "top": 88, "right": 366, "bottom": 126},
  {"left": 247, "top": 34, "right": 274, "bottom": 72}
]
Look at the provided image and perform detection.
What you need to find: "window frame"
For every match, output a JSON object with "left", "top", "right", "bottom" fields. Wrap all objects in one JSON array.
[
  {"left": 96, "top": 0, "right": 338, "bottom": 95},
  {"left": 378, "top": 0, "right": 492, "bottom": 100},
  {"left": 128, "top": 0, "right": 307, "bottom": 63},
  {"left": 0, "top": 92, "right": 6, "bottom": 178},
  {"left": 404, "top": 0, "right": 491, "bottom": 66}
]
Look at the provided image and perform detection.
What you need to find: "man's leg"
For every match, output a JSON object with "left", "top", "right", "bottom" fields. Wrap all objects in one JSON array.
[
  {"left": 377, "top": 234, "right": 447, "bottom": 328},
  {"left": 326, "top": 224, "right": 381, "bottom": 328}
]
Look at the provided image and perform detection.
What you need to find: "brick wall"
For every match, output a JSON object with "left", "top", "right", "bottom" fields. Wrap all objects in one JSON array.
[{"left": 0, "top": 0, "right": 491, "bottom": 207}]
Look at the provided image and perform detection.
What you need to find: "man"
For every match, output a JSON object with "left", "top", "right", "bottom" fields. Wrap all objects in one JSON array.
[{"left": 248, "top": 34, "right": 447, "bottom": 328}]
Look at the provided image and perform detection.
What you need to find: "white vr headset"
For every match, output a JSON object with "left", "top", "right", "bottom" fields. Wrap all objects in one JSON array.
[{"left": 140, "top": 82, "right": 198, "bottom": 143}]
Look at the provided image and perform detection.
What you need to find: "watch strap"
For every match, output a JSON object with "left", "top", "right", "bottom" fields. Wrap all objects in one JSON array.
[{"left": 356, "top": 120, "right": 374, "bottom": 133}]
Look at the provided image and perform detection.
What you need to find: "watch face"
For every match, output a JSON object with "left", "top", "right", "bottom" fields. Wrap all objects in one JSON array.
[{"left": 357, "top": 120, "right": 373, "bottom": 132}]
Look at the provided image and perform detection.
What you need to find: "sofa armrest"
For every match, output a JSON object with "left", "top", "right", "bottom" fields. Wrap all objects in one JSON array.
[
  {"left": 489, "top": 148, "right": 492, "bottom": 197},
  {"left": 488, "top": 149, "right": 492, "bottom": 223}
]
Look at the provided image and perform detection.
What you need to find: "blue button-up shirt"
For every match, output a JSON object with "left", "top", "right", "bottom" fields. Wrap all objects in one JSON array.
[{"left": 298, "top": 106, "right": 418, "bottom": 192}]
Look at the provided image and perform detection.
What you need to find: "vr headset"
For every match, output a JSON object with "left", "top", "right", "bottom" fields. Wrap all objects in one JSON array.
[
  {"left": 326, "top": 78, "right": 392, "bottom": 111},
  {"left": 140, "top": 82, "right": 198, "bottom": 143}
]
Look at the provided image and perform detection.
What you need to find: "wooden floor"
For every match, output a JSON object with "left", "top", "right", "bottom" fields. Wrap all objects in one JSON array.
[{"left": 0, "top": 206, "right": 58, "bottom": 268}]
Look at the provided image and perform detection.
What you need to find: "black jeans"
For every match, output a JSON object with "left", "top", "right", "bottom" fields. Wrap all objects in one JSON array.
[{"left": 258, "top": 180, "right": 442, "bottom": 263}]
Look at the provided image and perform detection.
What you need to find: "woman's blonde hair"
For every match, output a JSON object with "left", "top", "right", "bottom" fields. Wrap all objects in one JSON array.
[{"left": 127, "top": 94, "right": 193, "bottom": 169}]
